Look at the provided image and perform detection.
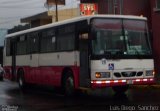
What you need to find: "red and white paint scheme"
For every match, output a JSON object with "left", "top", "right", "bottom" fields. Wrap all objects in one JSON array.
[{"left": 3, "top": 15, "right": 155, "bottom": 94}]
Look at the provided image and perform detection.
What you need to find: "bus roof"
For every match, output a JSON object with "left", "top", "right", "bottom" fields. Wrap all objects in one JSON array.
[{"left": 6, "top": 14, "right": 147, "bottom": 38}]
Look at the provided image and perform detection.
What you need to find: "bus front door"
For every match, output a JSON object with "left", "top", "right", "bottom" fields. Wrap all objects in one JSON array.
[{"left": 79, "top": 38, "right": 90, "bottom": 87}]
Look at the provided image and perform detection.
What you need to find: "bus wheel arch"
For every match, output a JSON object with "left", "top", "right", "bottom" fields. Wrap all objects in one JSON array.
[{"left": 61, "top": 67, "right": 75, "bottom": 96}]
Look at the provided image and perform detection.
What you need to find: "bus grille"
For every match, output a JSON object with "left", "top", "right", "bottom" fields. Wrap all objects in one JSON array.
[{"left": 114, "top": 71, "right": 143, "bottom": 78}]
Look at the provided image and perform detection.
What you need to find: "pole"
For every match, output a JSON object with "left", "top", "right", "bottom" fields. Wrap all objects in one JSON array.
[{"left": 55, "top": 0, "right": 58, "bottom": 22}]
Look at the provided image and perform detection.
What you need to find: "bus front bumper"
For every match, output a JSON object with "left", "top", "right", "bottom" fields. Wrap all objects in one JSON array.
[{"left": 91, "top": 78, "right": 155, "bottom": 88}]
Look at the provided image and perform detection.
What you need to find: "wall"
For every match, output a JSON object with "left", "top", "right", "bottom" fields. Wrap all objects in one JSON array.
[
  {"left": 97, "top": 0, "right": 108, "bottom": 14},
  {"left": 150, "top": 0, "right": 160, "bottom": 77},
  {"left": 52, "top": 8, "right": 79, "bottom": 22},
  {"left": 123, "top": 0, "right": 152, "bottom": 28}
]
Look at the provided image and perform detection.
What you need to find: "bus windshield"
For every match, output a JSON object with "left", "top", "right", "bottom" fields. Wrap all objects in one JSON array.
[{"left": 91, "top": 18, "right": 152, "bottom": 57}]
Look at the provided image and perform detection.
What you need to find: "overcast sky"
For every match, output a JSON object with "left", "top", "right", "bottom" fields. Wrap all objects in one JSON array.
[{"left": 0, "top": 0, "right": 80, "bottom": 29}]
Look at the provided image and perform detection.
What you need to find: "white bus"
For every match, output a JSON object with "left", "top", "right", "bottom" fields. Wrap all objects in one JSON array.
[{"left": 3, "top": 15, "right": 155, "bottom": 95}]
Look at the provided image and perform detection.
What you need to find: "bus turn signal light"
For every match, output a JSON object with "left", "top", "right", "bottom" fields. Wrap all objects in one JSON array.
[
  {"left": 95, "top": 72, "right": 101, "bottom": 78},
  {"left": 153, "top": 70, "right": 155, "bottom": 76},
  {"left": 95, "top": 72, "right": 111, "bottom": 78}
]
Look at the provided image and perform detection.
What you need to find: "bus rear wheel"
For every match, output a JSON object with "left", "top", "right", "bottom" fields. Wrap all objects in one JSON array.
[
  {"left": 63, "top": 71, "right": 75, "bottom": 96},
  {"left": 112, "top": 85, "right": 129, "bottom": 94}
]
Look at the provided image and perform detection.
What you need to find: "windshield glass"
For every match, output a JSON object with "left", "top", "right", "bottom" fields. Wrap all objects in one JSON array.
[
  {"left": 124, "top": 20, "right": 151, "bottom": 55},
  {"left": 91, "top": 18, "right": 152, "bottom": 58}
]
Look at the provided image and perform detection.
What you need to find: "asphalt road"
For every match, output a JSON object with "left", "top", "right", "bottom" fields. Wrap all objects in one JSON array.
[{"left": 0, "top": 79, "right": 160, "bottom": 111}]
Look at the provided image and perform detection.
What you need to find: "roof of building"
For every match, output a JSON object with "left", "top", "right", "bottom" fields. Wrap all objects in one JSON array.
[{"left": 21, "top": 11, "right": 52, "bottom": 23}]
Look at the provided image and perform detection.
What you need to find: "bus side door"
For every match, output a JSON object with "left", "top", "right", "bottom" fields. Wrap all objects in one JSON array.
[{"left": 79, "top": 36, "right": 90, "bottom": 87}]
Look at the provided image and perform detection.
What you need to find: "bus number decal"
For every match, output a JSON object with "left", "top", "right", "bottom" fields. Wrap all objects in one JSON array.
[{"left": 108, "top": 63, "right": 114, "bottom": 70}]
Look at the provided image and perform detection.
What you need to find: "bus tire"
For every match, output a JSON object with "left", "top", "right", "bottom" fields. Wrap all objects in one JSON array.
[
  {"left": 112, "top": 85, "right": 129, "bottom": 94},
  {"left": 18, "top": 70, "right": 26, "bottom": 90},
  {"left": 63, "top": 71, "right": 75, "bottom": 96}
]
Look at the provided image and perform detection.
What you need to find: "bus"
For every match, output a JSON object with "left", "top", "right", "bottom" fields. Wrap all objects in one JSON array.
[{"left": 3, "top": 15, "right": 155, "bottom": 95}]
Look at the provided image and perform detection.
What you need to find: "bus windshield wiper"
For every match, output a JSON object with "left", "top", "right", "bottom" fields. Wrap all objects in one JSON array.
[
  {"left": 128, "top": 40, "right": 141, "bottom": 56},
  {"left": 131, "top": 47, "right": 143, "bottom": 59},
  {"left": 132, "top": 47, "right": 140, "bottom": 55}
]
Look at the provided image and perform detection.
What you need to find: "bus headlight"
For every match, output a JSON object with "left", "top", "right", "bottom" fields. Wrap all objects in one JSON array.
[
  {"left": 146, "top": 70, "right": 155, "bottom": 76},
  {"left": 95, "top": 72, "right": 110, "bottom": 78}
]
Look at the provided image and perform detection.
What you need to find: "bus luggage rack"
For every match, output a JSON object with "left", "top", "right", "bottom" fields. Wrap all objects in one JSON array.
[{"left": 114, "top": 71, "right": 143, "bottom": 78}]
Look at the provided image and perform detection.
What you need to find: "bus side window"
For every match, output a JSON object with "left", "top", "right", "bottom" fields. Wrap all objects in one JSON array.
[
  {"left": 6, "top": 38, "right": 11, "bottom": 56},
  {"left": 16, "top": 35, "right": 27, "bottom": 55},
  {"left": 57, "top": 23, "right": 75, "bottom": 51},
  {"left": 57, "top": 34, "right": 75, "bottom": 51},
  {"left": 28, "top": 32, "right": 39, "bottom": 54},
  {"left": 40, "top": 28, "right": 56, "bottom": 53},
  {"left": 7, "top": 38, "right": 17, "bottom": 56}
]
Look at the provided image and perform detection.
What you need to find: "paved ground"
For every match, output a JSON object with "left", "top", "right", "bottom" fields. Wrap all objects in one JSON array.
[{"left": 0, "top": 79, "right": 160, "bottom": 111}]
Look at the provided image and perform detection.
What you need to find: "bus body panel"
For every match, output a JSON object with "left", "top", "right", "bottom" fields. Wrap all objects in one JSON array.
[
  {"left": 91, "top": 59, "right": 154, "bottom": 73},
  {"left": 3, "top": 51, "right": 80, "bottom": 88},
  {"left": 38, "top": 52, "right": 80, "bottom": 66},
  {"left": 91, "top": 59, "right": 154, "bottom": 88}
]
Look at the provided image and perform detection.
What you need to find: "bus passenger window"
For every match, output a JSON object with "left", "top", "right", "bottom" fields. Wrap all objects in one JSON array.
[
  {"left": 16, "top": 35, "right": 27, "bottom": 55},
  {"left": 28, "top": 32, "right": 39, "bottom": 53}
]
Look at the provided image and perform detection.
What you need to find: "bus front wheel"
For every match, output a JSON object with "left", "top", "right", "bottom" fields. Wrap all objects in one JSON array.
[{"left": 63, "top": 71, "right": 75, "bottom": 96}]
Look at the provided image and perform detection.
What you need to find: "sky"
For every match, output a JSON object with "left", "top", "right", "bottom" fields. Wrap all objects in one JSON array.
[{"left": 0, "top": 0, "right": 80, "bottom": 29}]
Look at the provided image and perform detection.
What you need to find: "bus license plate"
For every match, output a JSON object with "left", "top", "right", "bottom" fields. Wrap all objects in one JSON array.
[{"left": 127, "top": 80, "right": 133, "bottom": 84}]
